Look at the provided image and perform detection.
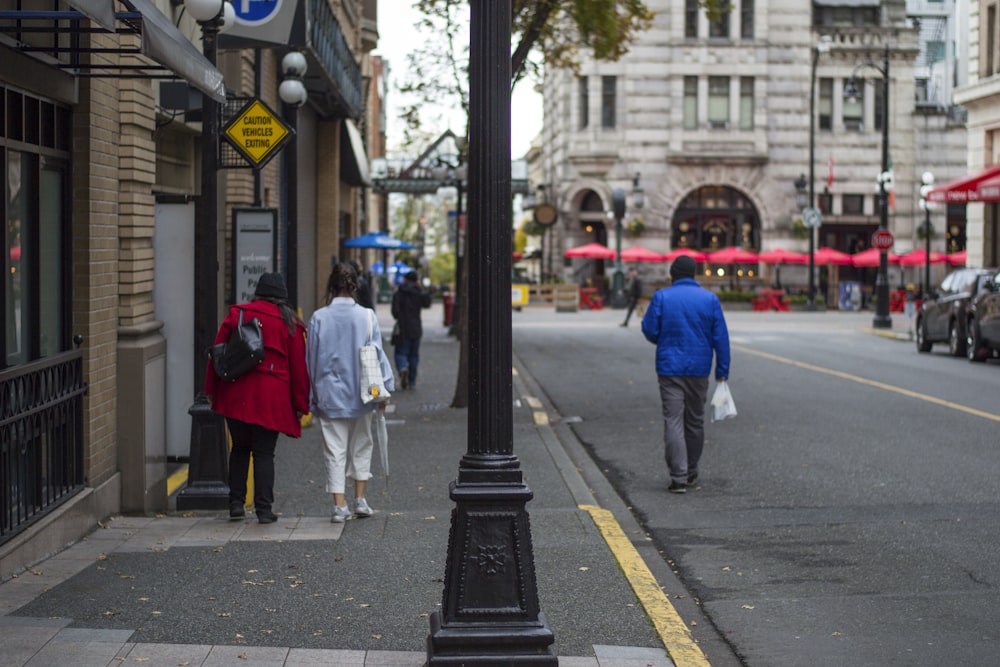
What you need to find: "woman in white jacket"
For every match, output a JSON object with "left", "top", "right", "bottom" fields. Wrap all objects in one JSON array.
[{"left": 307, "top": 263, "right": 394, "bottom": 523}]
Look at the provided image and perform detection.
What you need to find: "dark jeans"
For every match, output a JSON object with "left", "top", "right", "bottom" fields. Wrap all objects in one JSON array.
[
  {"left": 623, "top": 298, "right": 639, "bottom": 324},
  {"left": 226, "top": 418, "right": 278, "bottom": 512},
  {"left": 394, "top": 336, "right": 422, "bottom": 386}
]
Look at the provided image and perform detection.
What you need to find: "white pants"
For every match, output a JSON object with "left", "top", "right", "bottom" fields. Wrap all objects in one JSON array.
[{"left": 318, "top": 413, "right": 374, "bottom": 494}]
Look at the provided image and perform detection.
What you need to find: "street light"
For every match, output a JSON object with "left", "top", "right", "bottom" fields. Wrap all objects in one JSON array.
[
  {"left": 279, "top": 51, "right": 308, "bottom": 305},
  {"left": 807, "top": 35, "right": 831, "bottom": 311},
  {"left": 608, "top": 188, "right": 627, "bottom": 308},
  {"left": 794, "top": 174, "right": 808, "bottom": 293},
  {"left": 177, "top": 0, "right": 228, "bottom": 510},
  {"left": 844, "top": 43, "right": 892, "bottom": 329},
  {"left": 919, "top": 171, "right": 936, "bottom": 298}
]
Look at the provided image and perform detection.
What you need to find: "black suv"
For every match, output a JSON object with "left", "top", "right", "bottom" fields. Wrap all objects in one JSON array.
[
  {"left": 965, "top": 269, "right": 1000, "bottom": 362},
  {"left": 916, "top": 267, "right": 998, "bottom": 356}
]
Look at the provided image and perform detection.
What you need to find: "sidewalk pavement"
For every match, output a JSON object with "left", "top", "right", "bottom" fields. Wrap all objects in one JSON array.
[{"left": 0, "top": 303, "right": 708, "bottom": 667}]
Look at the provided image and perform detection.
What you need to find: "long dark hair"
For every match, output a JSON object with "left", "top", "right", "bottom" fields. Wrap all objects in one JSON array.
[
  {"left": 256, "top": 296, "right": 303, "bottom": 335},
  {"left": 324, "top": 262, "right": 359, "bottom": 304}
]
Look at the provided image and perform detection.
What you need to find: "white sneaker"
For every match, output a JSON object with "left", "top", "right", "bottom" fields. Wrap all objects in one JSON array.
[
  {"left": 354, "top": 497, "right": 374, "bottom": 518},
  {"left": 331, "top": 505, "right": 352, "bottom": 523}
]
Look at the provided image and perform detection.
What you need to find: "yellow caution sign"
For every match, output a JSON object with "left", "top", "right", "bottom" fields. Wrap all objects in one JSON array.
[
  {"left": 512, "top": 284, "right": 529, "bottom": 307},
  {"left": 223, "top": 98, "right": 292, "bottom": 168}
]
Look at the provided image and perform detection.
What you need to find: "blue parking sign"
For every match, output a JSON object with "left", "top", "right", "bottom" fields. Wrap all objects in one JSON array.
[{"left": 233, "top": 0, "right": 281, "bottom": 26}]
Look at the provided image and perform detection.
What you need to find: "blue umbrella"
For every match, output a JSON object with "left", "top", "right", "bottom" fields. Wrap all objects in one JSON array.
[{"left": 344, "top": 231, "right": 416, "bottom": 249}]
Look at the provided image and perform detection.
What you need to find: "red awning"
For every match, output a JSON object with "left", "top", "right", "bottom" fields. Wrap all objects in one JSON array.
[
  {"left": 928, "top": 165, "right": 1000, "bottom": 203},
  {"left": 975, "top": 175, "right": 1000, "bottom": 202}
]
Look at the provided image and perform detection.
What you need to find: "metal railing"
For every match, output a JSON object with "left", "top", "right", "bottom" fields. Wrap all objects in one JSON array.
[
  {"left": 1, "top": 351, "right": 87, "bottom": 544},
  {"left": 308, "top": 0, "right": 362, "bottom": 118}
]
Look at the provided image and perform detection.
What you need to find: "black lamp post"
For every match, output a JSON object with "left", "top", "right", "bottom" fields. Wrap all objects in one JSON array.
[
  {"left": 279, "top": 51, "right": 308, "bottom": 305},
  {"left": 919, "top": 171, "right": 935, "bottom": 298},
  {"left": 794, "top": 173, "right": 809, "bottom": 293},
  {"left": 807, "top": 36, "right": 831, "bottom": 311},
  {"left": 427, "top": 1, "right": 555, "bottom": 664},
  {"left": 178, "top": 0, "right": 229, "bottom": 510},
  {"left": 608, "top": 188, "right": 627, "bottom": 308},
  {"left": 844, "top": 43, "right": 892, "bottom": 329}
]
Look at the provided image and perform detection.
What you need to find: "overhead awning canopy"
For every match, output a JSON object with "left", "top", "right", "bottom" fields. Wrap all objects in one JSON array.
[
  {"left": 928, "top": 164, "right": 1000, "bottom": 203},
  {"left": 0, "top": 0, "right": 225, "bottom": 103},
  {"left": 341, "top": 120, "right": 372, "bottom": 187}
]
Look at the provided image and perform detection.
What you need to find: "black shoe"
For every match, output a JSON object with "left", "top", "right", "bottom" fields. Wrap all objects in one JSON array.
[
  {"left": 686, "top": 473, "right": 699, "bottom": 487},
  {"left": 400, "top": 368, "right": 409, "bottom": 389},
  {"left": 620, "top": 322, "right": 628, "bottom": 327},
  {"left": 229, "top": 503, "right": 246, "bottom": 520},
  {"left": 668, "top": 481, "right": 687, "bottom": 494},
  {"left": 257, "top": 510, "right": 277, "bottom": 524}
]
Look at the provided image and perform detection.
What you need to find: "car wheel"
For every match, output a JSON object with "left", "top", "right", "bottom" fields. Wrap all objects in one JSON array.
[
  {"left": 916, "top": 319, "right": 932, "bottom": 353},
  {"left": 967, "top": 319, "right": 987, "bottom": 362},
  {"left": 948, "top": 320, "right": 967, "bottom": 357}
]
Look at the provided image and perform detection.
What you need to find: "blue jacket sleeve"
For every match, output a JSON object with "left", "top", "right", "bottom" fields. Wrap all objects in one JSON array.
[
  {"left": 641, "top": 293, "right": 660, "bottom": 343},
  {"left": 712, "top": 300, "right": 731, "bottom": 379}
]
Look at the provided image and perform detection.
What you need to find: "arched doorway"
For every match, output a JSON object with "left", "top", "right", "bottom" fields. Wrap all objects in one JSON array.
[
  {"left": 672, "top": 185, "right": 760, "bottom": 251},
  {"left": 570, "top": 189, "right": 610, "bottom": 288}
]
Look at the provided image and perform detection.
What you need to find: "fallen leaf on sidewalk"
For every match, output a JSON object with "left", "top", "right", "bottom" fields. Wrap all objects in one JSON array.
[{"left": 578, "top": 567, "right": 590, "bottom": 572}]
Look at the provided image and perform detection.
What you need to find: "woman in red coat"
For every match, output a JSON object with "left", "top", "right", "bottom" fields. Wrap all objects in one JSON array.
[{"left": 205, "top": 273, "right": 309, "bottom": 523}]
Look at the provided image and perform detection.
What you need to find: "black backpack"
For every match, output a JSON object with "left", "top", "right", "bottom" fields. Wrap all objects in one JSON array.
[{"left": 211, "top": 309, "right": 265, "bottom": 381}]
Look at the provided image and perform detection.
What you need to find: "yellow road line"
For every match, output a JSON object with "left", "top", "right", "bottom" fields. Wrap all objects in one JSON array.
[
  {"left": 735, "top": 345, "right": 1000, "bottom": 423},
  {"left": 580, "top": 504, "right": 711, "bottom": 667}
]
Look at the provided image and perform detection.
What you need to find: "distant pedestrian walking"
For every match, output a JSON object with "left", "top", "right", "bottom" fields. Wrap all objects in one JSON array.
[
  {"left": 621, "top": 267, "right": 642, "bottom": 326},
  {"left": 206, "top": 272, "right": 309, "bottom": 524},
  {"left": 307, "top": 263, "right": 394, "bottom": 523},
  {"left": 391, "top": 270, "right": 432, "bottom": 389},
  {"left": 641, "top": 256, "right": 730, "bottom": 494},
  {"left": 350, "top": 259, "right": 375, "bottom": 309}
]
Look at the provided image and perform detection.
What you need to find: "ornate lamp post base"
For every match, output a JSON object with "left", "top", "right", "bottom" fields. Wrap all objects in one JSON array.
[
  {"left": 427, "top": 482, "right": 556, "bottom": 667},
  {"left": 177, "top": 396, "right": 229, "bottom": 510}
]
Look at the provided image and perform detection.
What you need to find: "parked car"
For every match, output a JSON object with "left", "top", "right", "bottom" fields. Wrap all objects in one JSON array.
[
  {"left": 965, "top": 269, "right": 1000, "bottom": 362},
  {"left": 916, "top": 267, "right": 998, "bottom": 356}
]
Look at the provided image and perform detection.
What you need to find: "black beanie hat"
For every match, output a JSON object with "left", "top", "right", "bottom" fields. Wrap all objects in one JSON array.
[
  {"left": 254, "top": 272, "right": 288, "bottom": 300},
  {"left": 670, "top": 255, "right": 697, "bottom": 281}
]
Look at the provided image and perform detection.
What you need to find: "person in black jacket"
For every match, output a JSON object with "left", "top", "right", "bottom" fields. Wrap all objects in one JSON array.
[
  {"left": 621, "top": 267, "right": 642, "bottom": 327},
  {"left": 391, "top": 270, "right": 432, "bottom": 389}
]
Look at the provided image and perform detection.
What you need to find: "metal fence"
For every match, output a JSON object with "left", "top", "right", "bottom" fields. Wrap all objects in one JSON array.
[{"left": 0, "top": 350, "right": 87, "bottom": 543}]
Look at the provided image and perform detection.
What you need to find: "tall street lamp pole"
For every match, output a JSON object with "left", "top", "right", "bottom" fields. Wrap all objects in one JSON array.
[
  {"left": 608, "top": 188, "right": 627, "bottom": 308},
  {"left": 279, "top": 52, "right": 308, "bottom": 305},
  {"left": 807, "top": 35, "right": 831, "bottom": 310},
  {"left": 919, "top": 171, "right": 935, "bottom": 298},
  {"left": 178, "top": 0, "right": 229, "bottom": 510},
  {"left": 845, "top": 43, "right": 892, "bottom": 329},
  {"left": 427, "top": 0, "right": 555, "bottom": 663}
]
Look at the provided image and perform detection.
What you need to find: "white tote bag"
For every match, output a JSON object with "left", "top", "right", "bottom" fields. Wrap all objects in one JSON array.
[{"left": 360, "top": 310, "right": 391, "bottom": 404}]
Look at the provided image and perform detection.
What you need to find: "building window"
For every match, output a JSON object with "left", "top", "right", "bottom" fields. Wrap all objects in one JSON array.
[
  {"left": 813, "top": 6, "right": 878, "bottom": 27},
  {"left": 818, "top": 193, "right": 833, "bottom": 214},
  {"left": 709, "top": 6, "right": 730, "bottom": 38},
  {"left": 739, "top": 77, "right": 754, "bottom": 129},
  {"left": 843, "top": 79, "right": 863, "bottom": 130},
  {"left": 685, "top": 0, "right": 698, "bottom": 38},
  {"left": 741, "top": 0, "right": 754, "bottom": 38},
  {"left": 874, "top": 80, "right": 885, "bottom": 132},
  {"left": 708, "top": 76, "right": 729, "bottom": 129},
  {"left": 683, "top": 76, "right": 698, "bottom": 129},
  {"left": 818, "top": 78, "right": 833, "bottom": 130},
  {"left": 987, "top": 5, "right": 997, "bottom": 78},
  {"left": 578, "top": 76, "right": 589, "bottom": 129},
  {"left": 842, "top": 194, "right": 865, "bottom": 215},
  {"left": 601, "top": 75, "right": 616, "bottom": 128}
]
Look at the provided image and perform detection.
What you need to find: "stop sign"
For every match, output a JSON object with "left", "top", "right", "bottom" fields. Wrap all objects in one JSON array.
[{"left": 872, "top": 229, "right": 894, "bottom": 251}]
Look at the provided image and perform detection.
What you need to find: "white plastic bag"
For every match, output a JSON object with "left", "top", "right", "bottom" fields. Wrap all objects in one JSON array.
[
  {"left": 710, "top": 381, "right": 737, "bottom": 422},
  {"left": 360, "top": 311, "right": 391, "bottom": 404}
]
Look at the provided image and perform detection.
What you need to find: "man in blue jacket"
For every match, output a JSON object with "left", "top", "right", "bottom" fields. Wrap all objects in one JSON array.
[{"left": 641, "top": 255, "right": 730, "bottom": 494}]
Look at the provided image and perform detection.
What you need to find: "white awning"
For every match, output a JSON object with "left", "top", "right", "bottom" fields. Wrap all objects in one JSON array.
[{"left": 64, "top": 0, "right": 226, "bottom": 103}]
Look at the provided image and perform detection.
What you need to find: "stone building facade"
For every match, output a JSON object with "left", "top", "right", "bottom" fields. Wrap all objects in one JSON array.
[{"left": 532, "top": 0, "right": 967, "bottom": 298}]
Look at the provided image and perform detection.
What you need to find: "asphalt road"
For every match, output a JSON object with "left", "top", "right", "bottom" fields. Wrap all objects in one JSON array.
[{"left": 513, "top": 307, "right": 1000, "bottom": 667}]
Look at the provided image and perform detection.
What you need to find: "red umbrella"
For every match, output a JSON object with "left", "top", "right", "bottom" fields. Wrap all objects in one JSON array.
[
  {"left": 619, "top": 245, "right": 667, "bottom": 262},
  {"left": 758, "top": 248, "right": 808, "bottom": 264},
  {"left": 812, "top": 247, "right": 853, "bottom": 265},
  {"left": 898, "top": 249, "right": 948, "bottom": 267},
  {"left": 946, "top": 250, "right": 967, "bottom": 266},
  {"left": 564, "top": 242, "right": 616, "bottom": 260},
  {"left": 851, "top": 248, "right": 901, "bottom": 267},
  {"left": 707, "top": 246, "right": 760, "bottom": 264},
  {"left": 662, "top": 247, "right": 709, "bottom": 262}
]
